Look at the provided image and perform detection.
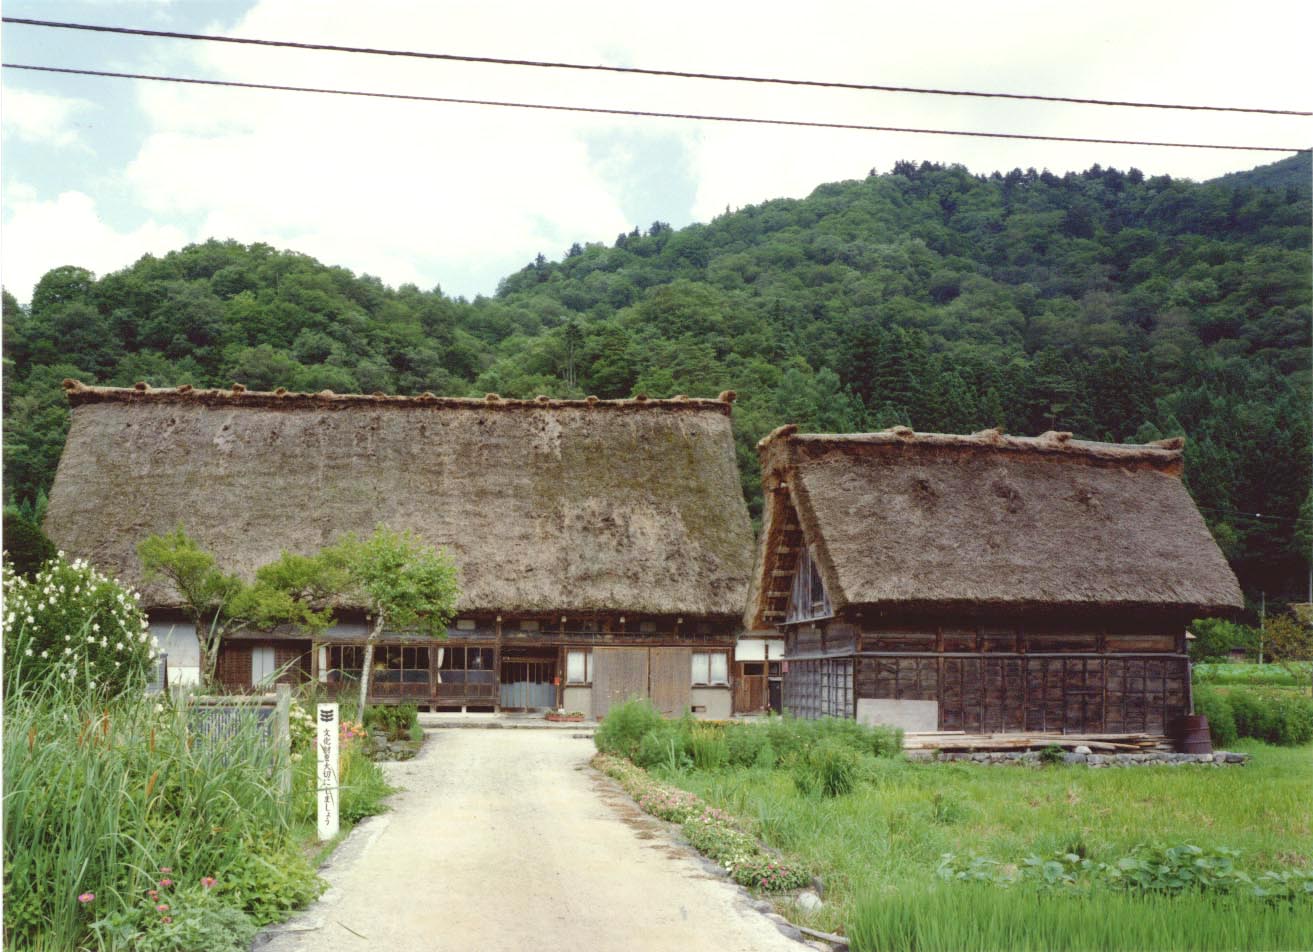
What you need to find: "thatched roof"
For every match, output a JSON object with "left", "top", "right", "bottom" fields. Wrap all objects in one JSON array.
[
  {"left": 746, "top": 425, "right": 1243, "bottom": 627},
  {"left": 46, "top": 380, "right": 752, "bottom": 616}
]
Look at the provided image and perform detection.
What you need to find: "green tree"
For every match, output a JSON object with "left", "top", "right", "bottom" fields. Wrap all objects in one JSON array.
[
  {"left": 138, "top": 528, "right": 248, "bottom": 686},
  {"left": 323, "top": 527, "right": 461, "bottom": 712}
]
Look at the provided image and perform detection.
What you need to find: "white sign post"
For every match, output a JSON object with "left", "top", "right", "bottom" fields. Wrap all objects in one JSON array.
[{"left": 316, "top": 703, "right": 340, "bottom": 841}]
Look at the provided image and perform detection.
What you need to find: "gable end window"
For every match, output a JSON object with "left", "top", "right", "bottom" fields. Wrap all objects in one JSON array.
[{"left": 785, "top": 545, "right": 833, "bottom": 624}]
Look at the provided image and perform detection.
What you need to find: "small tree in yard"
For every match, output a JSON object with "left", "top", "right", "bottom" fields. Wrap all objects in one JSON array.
[
  {"left": 137, "top": 527, "right": 349, "bottom": 688},
  {"left": 138, "top": 527, "right": 249, "bottom": 687},
  {"left": 332, "top": 527, "right": 460, "bottom": 714}
]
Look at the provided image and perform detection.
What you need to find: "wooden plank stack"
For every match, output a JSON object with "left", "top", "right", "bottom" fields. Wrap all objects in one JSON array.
[{"left": 902, "top": 731, "right": 1170, "bottom": 752}]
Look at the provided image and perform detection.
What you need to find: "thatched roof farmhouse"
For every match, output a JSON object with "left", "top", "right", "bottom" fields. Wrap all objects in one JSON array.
[
  {"left": 46, "top": 380, "right": 754, "bottom": 716},
  {"left": 749, "top": 425, "right": 1242, "bottom": 738}
]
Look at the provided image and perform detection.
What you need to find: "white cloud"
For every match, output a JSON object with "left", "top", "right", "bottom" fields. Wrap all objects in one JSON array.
[
  {"left": 1, "top": 89, "right": 96, "bottom": 150},
  {"left": 1, "top": 186, "right": 188, "bottom": 301}
]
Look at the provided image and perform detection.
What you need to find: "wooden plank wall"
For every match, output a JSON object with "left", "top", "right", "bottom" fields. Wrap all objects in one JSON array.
[
  {"left": 591, "top": 646, "right": 650, "bottom": 720},
  {"left": 649, "top": 647, "right": 693, "bottom": 717}
]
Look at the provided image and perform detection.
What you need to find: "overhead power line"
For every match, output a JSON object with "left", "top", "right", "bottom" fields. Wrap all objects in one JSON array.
[
  {"left": 5, "top": 16, "right": 1311, "bottom": 119},
  {"left": 4, "top": 63, "right": 1309, "bottom": 155}
]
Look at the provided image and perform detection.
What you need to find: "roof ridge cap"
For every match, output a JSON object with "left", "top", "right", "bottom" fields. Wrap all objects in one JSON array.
[{"left": 62, "top": 379, "right": 736, "bottom": 413}]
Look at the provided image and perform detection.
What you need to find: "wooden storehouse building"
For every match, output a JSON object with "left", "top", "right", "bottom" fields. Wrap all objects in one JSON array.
[
  {"left": 745, "top": 425, "right": 1243, "bottom": 738},
  {"left": 44, "top": 380, "right": 754, "bottom": 718}
]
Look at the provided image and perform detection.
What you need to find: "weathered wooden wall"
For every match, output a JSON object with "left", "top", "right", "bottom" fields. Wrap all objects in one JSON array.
[{"left": 784, "top": 611, "right": 1191, "bottom": 734}]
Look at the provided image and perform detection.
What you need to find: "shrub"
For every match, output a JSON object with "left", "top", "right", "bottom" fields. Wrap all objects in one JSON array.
[
  {"left": 1229, "top": 690, "right": 1279, "bottom": 742},
  {"left": 2, "top": 554, "right": 158, "bottom": 694},
  {"left": 2, "top": 508, "right": 56, "bottom": 577},
  {"left": 1039, "top": 743, "right": 1066, "bottom": 765},
  {"left": 724, "top": 724, "right": 772, "bottom": 766},
  {"left": 1208, "top": 688, "right": 1313, "bottom": 746},
  {"left": 1192, "top": 688, "right": 1237, "bottom": 748},
  {"left": 765, "top": 715, "right": 903, "bottom": 766},
  {"left": 594, "top": 698, "right": 663, "bottom": 759},
  {"left": 635, "top": 722, "right": 692, "bottom": 771},
  {"left": 91, "top": 877, "right": 258, "bottom": 952},
  {"left": 730, "top": 854, "right": 812, "bottom": 891},
  {"left": 366, "top": 703, "right": 418, "bottom": 741},
  {"left": 213, "top": 841, "right": 323, "bottom": 925}
]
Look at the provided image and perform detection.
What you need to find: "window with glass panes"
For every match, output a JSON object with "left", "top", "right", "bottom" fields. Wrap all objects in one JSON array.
[{"left": 691, "top": 651, "right": 729, "bottom": 686}]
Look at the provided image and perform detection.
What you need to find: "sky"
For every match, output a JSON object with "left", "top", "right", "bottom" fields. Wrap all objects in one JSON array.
[{"left": 2, "top": 0, "right": 1310, "bottom": 303}]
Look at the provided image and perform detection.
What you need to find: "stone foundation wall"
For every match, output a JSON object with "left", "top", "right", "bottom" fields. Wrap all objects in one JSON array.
[{"left": 916, "top": 750, "right": 1250, "bottom": 767}]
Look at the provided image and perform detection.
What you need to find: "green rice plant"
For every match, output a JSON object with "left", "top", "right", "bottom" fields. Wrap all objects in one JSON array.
[{"left": 846, "top": 882, "right": 1313, "bottom": 952}]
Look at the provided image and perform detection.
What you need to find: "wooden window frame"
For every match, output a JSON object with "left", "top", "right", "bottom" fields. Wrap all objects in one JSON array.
[
  {"left": 785, "top": 545, "right": 834, "bottom": 624},
  {"left": 691, "top": 650, "right": 730, "bottom": 687},
  {"left": 566, "top": 648, "right": 593, "bottom": 686}
]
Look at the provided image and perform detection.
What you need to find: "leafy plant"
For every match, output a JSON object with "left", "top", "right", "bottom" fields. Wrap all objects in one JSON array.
[
  {"left": 2, "top": 555, "right": 157, "bottom": 694},
  {"left": 1039, "top": 743, "right": 1066, "bottom": 765},
  {"left": 595, "top": 698, "right": 664, "bottom": 760}
]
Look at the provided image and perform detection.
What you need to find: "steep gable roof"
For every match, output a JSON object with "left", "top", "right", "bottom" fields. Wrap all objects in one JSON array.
[
  {"left": 746, "top": 425, "right": 1243, "bottom": 627},
  {"left": 46, "top": 381, "right": 753, "bottom": 616}
]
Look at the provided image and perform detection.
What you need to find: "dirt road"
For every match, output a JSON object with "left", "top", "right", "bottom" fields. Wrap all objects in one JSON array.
[{"left": 256, "top": 729, "right": 808, "bottom": 952}]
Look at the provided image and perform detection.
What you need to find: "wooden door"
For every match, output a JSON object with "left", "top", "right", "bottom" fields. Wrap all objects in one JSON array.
[
  {"left": 592, "top": 647, "right": 649, "bottom": 720},
  {"left": 733, "top": 662, "right": 767, "bottom": 713}
]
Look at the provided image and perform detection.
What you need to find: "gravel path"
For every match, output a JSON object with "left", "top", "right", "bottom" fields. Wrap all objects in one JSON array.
[{"left": 256, "top": 730, "right": 809, "bottom": 952}]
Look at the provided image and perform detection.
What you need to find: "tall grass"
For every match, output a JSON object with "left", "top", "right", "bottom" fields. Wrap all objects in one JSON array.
[
  {"left": 847, "top": 883, "right": 1313, "bottom": 952},
  {"left": 4, "top": 672, "right": 322, "bottom": 951}
]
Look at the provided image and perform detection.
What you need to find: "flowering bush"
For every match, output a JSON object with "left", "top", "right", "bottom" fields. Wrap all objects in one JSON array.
[
  {"left": 594, "top": 753, "right": 810, "bottom": 894},
  {"left": 288, "top": 703, "right": 316, "bottom": 752},
  {"left": 2, "top": 554, "right": 157, "bottom": 694},
  {"left": 730, "top": 855, "right": 813, "bottom": 891},
  {"left": 90, "top": 869, "right": 257, "bottom": 952}
]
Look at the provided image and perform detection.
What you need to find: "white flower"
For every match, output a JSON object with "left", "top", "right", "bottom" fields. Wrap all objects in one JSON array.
[
  {"left": 24, "top": 647, "right": 32, "bottom": 657},
  {"left": 40, "top": 650, "right": 48, "bottom": 659},
  {"left": 92, "top": 623, "right": 100, "bottom": 632},
  {"left": 88, "top": 680, "right": 95, "bottom": 688},
  {"left": 100, "top": 637, "right": 108, "bottom": 648},
  {"left": 115, "top": 642, "right": 123, "bottom": 651},
  {"left": 87, "top": 636, "right": 97, "bottom": 645},
  {"left": 154, "top": 703, "right": 163, "bottom": 713},
  {"left": 63, "top": 647, "right": 72, "bottom": 655}
]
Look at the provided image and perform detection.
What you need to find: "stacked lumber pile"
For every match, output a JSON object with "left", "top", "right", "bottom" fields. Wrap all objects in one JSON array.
[{"left": 902, "top": 731, "right": 1170, "bottom": 752}]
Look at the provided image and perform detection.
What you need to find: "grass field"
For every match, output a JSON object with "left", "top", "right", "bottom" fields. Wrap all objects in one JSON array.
[{"left": 660, "top": 740, "right": 1313, "bottom": 949}]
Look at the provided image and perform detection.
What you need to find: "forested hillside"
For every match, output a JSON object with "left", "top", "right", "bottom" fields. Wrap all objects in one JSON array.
[{"left": 4, "top": 157, "right": 1310, "bottom": 613}]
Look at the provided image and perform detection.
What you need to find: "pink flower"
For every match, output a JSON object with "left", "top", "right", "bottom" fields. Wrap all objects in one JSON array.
[
  {"left": 78, "top": 892, "right": 95, "bottom": 903},
  {"left": 161, "top": 916, "right": 173, "bottom": 924},
  {"left": 156, "top": 903, "right": 170, "bottom": 913},
  {"left": 200, "top": 876, "right": 217, "bottom": 889},
  {"left": 159, "top": 878, "right": 173, "bottom": 888},
  {"left": 147, "top": 889, "right": 159, "bottom": 899}
]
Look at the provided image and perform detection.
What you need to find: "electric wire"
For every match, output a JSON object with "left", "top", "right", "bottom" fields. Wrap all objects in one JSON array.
[
  {"left": 4, "top": 16, "right": 1309, "bottom": 118},
  {"left": 4, "top": 63, "right": 1309, "bottom": 154}
]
